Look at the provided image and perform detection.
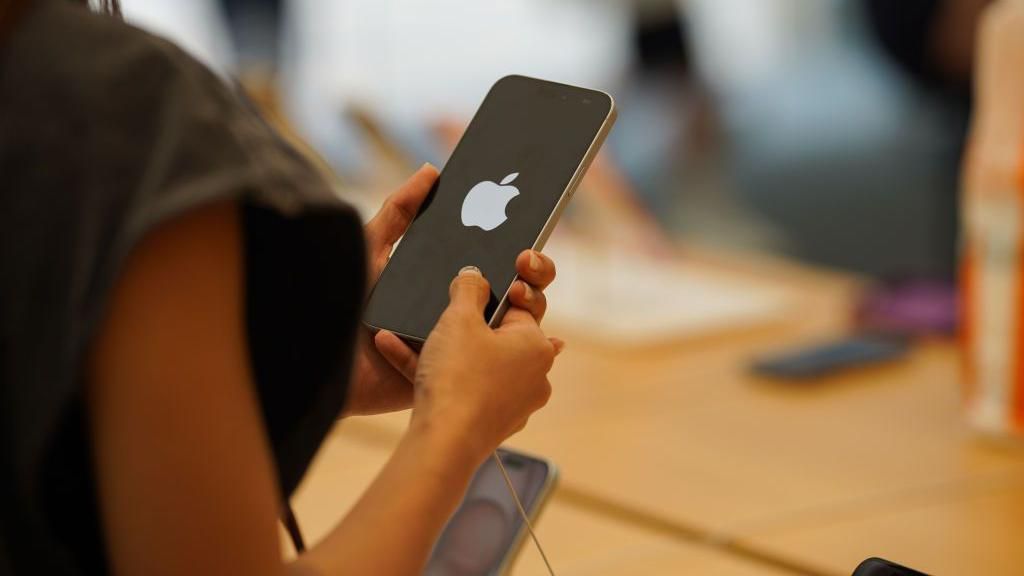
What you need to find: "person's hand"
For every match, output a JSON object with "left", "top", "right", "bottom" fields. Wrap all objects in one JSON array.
[
  {"left": 506, "top": 249, "right": 561, "bottom": 327},
  {"left": 406, "top": 267, "right": 556, "bottom": 460},
  {"left": 347, "top": 164, "right": 564, "bottom": 416},
  {"left": 368, "top": 249, "right": 563, "bottom": 415},
  {"left": 345, "top": 164, "right": 438, "bottom": 416}
]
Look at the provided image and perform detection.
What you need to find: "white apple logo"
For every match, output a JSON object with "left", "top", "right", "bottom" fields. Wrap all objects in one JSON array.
[{"left": 461, "top": 172, "right": 521, "bottom": 231}]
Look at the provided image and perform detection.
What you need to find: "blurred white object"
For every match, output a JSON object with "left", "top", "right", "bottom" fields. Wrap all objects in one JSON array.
[
  {"left": 543, "top": 237, "right": 791, "bottom": 345},
  {"left": 682, "top": 0, "right": 842, "bottom": 95},
  {"left": 120, "top": 0, "right": 236, "bottom": 75},
  {"left": 961, "top": 0, "right": 1024, "bottom": 437},
  {"left": 280, "top": 0, "right": 630, "bottom": 171},
  {"left": 284, "top": 0, "right": 629, "bottom": 123}
]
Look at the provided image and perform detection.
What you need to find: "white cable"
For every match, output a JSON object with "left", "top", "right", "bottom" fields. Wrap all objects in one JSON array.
[{"left": 492, "top": 451, "right": 556, "bottom": 576}]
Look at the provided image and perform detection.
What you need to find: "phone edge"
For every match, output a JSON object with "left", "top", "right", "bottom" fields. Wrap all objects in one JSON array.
[
  {"left": 360, "top": 78, "right": 509, "bottom": 345},
  {"left": 487, "top": 91, "right": 618, "bottom": 329},
  {"left": 362, "top": 322, "right": 425, "bottom": 350}
]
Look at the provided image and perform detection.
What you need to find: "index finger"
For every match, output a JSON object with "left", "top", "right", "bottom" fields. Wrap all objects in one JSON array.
[
  {"left": 365, "top": 163, "right": 439, "bottom": 246},
  {"left": 515, "top": 250, "right": 556, "bottom": 290}
]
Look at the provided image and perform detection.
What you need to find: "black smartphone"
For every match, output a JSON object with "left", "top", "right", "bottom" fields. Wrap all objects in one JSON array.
[
  {"left": 425, "top": 448, "right": 558, "bottom": 576},
  {"left": 852, "top": 558, "right": 930, "bottom": 576},
  {"left": 364, "top": 75, "right": 616, "bottom": 345},
  {"left": 751, "top": 335, "right": 910, "bottom": 380}
]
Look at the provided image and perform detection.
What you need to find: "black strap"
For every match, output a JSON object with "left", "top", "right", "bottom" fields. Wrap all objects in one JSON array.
[{"left": 281, "top": 502, "right": 306, "bottom": 553}]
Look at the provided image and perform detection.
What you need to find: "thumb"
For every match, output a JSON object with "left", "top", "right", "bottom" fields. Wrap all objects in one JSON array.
[{"left": 448, "top": 266, "right": 490, "bottom": 316}]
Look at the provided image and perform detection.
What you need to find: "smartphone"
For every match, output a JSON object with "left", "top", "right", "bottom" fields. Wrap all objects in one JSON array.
[
  {"left": 364, "top": 75, "right": 617, "bottom": 345},
  {"left": 852, "top": 558, "right": 929, "bottom": 576},
  {"left": 751, "top": 335, "right": 910, "bottom": 380},
  {"left": 425, "top": 448, "right": 558, "bottom": 576}
]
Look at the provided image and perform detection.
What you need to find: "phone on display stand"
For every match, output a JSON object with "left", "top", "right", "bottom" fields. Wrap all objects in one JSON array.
[
  {"left": 364, "top": 75, "right": 617, "bottom": 346},
  {"left": 852, "top": 557, "right": 929, "bottom": 576},
  {"left": 424, "top": 448, "right": 558, "bottom": 576}
]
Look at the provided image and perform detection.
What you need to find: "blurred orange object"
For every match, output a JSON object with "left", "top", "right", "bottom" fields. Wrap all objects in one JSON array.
[{"left": 961, "top": 0, "right": 1024, "bottom": 436}]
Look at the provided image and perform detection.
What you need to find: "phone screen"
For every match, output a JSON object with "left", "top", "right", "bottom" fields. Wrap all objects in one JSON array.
[
  {"left": 364, "top": 75, "right": 613, "bottom": 342},
  {"left": 425, "top": 449, "right": 554, "bottom": 576}
]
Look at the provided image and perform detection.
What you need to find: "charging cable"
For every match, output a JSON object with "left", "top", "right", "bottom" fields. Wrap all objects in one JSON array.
[{"left": 492, "top": 451, "right": 556, "bottom": 576}]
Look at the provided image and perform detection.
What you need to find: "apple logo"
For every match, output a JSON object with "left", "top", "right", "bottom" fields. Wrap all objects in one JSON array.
[{"left": 461, "top": 172, "right": 521, "bottom": 231}]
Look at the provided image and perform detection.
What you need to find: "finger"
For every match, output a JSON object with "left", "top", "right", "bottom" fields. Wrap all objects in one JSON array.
[
  {"left": 537, "top": 378, "right": 553, "bottom": 408},
  {"left": 511, "top": 418, "right": 529, "bottom": 435},
  {"left": 549, "top": 337, "right": 565, "bottom": 356},
  {"left": 515, "top": 250, "right": 556, "bottom": 290},
  {"left": 448, "top": 266, "right": 490, "bottom": 316},
  {"left": 496, "top": 306, "right": 539, "bottom": 330},
  {"left": 508, "top": 280, "right": 547, "bottom": 322},
  {"left": 365, "top": 163, "right": 439, "bottom": 247},
  {"left": 374, "top": 330, "right": 419, "bottom": 381}
]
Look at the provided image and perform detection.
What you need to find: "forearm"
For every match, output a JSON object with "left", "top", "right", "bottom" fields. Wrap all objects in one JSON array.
[{"left": 292, "top": 418, "right": 483, "bottom": 576}]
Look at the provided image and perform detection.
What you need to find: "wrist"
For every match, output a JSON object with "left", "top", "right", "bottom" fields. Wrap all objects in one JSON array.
[{"left": 405, "top": 410, "right": 489, "bottom": 480}]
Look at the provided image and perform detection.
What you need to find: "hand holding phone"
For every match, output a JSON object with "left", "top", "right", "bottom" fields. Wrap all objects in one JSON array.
[
  {"left": 400, "top": 267, "right": 555, "bottom": 462},
  {"left": 365, "top": 75, "right": 616, "bottom": 345},
  {"left": 354, "top": 167, "right": 561, "bottom": 416}
]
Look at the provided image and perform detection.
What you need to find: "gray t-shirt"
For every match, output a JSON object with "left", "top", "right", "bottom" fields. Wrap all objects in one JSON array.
[{"left": 0, "top": 2, "right": 366, "bottom": 574}]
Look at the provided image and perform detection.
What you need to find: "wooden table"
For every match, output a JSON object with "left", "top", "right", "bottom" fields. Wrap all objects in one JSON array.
[
  {"left": 299, "top": 248, "right": 1024, "bottom": 575},
  {"left": 736, "top": 470, "right": 1024, "bottom": 576},
  {"left": 288, "top": 428, "right": 795, "bottom": 575}
]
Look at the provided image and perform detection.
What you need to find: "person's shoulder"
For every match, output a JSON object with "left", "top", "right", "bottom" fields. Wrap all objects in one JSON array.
[{"left": 9, "top": 0, "right": 233, "bottom": 121}]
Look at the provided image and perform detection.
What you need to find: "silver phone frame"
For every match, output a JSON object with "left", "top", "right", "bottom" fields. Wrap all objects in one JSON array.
[
  {"left": 364, "top": 76, "right": 617, "bottom": 346},
  {"left": 486, "top": 85, "right": 617, "bottom": 331}
]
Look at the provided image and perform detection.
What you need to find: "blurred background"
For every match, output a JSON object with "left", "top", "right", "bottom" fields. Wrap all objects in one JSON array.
[{"left": 122, "top": 0, "right": 973, "bottom": 280}]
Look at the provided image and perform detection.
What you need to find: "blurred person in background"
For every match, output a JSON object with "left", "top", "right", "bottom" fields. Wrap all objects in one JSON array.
[
  {"left": 681, "top": 0, "right": 967, "bottom": 279},
  {"left": 0, "top": 1, "right": 566, "bottom": 575},
  {"left": 220, "top": 0, "right": 282, "bottom": 83},
  {"left": 864, "top": 0, "right": 994, "bottom": 257},
  {"left": 866, "top": 0, "right": 990, "bottom": 89}
]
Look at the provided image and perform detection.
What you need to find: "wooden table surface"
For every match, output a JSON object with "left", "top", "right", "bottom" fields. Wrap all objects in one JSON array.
[
  {"left": 288, "top": 428, "right": 795, "bottom": 575},
  {"left": 737, "top": 469, "right": 1024, "bottom": 576},
  {"left": 301, "top": 248, "right": 1024, "bottom": 575}
]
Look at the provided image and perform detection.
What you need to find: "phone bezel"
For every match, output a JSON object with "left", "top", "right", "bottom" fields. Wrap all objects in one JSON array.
[{"left": 363, "top": 75, "right": 617, "bottom": 347}]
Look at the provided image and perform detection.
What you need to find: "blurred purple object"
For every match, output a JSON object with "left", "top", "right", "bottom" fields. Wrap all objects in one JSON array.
[{"left": 855, "top": 280, "right": 958, "bottom": 336}]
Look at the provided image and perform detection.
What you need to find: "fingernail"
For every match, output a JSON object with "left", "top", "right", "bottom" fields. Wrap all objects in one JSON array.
[
  {"left": 459, "top": 265, "right": 481, "bottom": 277},
  {"left": 422, "top": 162, "right": 436, "bottom": 171},
  {"left": 520, "top": 281, "right": 533, "bottom": 302},
  {"left": 529, "top": 251, "right": 542, "bottom": 272}
]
